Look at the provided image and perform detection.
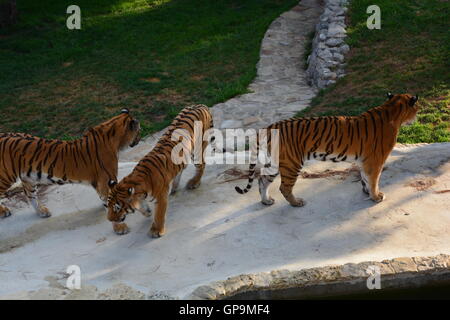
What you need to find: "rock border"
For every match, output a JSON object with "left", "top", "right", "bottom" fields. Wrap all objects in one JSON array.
[
  {"left": 306, "top": 0, "right": 350, "bottom": 89},
  {"left": 187, "top": 254, "right": 450, "bottom": 299}
]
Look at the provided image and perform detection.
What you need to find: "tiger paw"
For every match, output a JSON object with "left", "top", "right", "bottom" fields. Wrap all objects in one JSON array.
[
  {"left": 149, "top": 225, "right": 165, "bottom": 238},
  {"left": 261, "top": 198, "right": 275, "bottom": 206},
  {"left": 289, "top": 197, "right": 305, "bottom": 207},
  {"left": 141, "top": 208, "right": 152, "bottom": 218},
  {"left": 37, "top": 206, "right": 52, "bottom": 218},
  {"left": 113, "top": 222, "right": 130, "bottom": 235},
  {"left": 361, "top": 181, "right": 370, "bottom": 195},
  {"left": 371, "top": 192, "right": 385, "bottom": 203},
  {"left": 0, "top": 207, "right": 11, "bottom": 218},
  {"left": 186, "top": 179, "right": 201, "bottom": 190}
]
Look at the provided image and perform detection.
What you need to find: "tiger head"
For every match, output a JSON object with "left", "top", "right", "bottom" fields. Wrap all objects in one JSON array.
[
  {"left": 385, "top": 93, "right": 419, "bottom": 125},
  {"left": 95, "top": 108, "right": 141, "bottom": 150},
  {"left": 106, "top": 178, "right": 144, "bottom": 223}
]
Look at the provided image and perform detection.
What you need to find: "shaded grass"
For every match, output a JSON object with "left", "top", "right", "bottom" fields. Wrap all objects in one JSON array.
[
  {"left": 0, "top": 0, "right": 297, "bottom": 138},
  {"left": 297, "top": 0, "right": 450, "bottom": 143}
]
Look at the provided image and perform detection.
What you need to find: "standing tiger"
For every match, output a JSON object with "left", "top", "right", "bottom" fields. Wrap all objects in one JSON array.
[
  {"left": 236, "top": 93, "right": 419, "bottom": 206},
  {"left": 0, "top": 109, "right": 141, "bottom": 218},
  {"left": 107, "top": 104, "right": 214, "bottom": 237}
]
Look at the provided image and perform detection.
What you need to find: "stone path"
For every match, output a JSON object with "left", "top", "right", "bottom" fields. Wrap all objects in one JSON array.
[{"left": 212, "top": 0, "right": 322, "bottom": 131}]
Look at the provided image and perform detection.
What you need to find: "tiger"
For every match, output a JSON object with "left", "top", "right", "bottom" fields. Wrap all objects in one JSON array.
[
  {"left": 0, "top": 109, "right": 141, "bottom": 219},
  {"left": 235, "top": 93, "right": 419, "bottom": 206},
  {"left": 106, "top": 104, "right": 215, "bottom": 237}
]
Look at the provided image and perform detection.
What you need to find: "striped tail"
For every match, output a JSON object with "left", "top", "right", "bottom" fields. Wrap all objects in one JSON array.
[
  {"left": 235, "top": 135, "right": 259, "bottom": 194},
  {"left": 235, "top": 163, "right": 257, "bottom": 194}
]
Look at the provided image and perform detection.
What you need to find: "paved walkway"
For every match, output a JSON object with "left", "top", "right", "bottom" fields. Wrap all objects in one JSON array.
[{"left": 212, "top": 0, "right": 321, "bottom": 130}]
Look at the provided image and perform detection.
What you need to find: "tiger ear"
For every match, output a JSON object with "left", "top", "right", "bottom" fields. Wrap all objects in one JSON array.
[
  {"left": 409, "top": 95, "right": 419, "bottom": 106},
  {"left": 121, "top": 108, "right": 130, "bottom": 114},
  {"left": 128, "top": 187, "right": 134, "bottom": 196},
  {"left": 387, "top": 92, "right": 394, "bottom": 100},
  {"left": 108, "top": 180, "right": 117, "bottom": 188}
]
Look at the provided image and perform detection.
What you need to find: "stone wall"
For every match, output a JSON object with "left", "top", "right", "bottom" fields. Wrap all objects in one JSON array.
[
  {"left": 306, "top": 0, "right": 350, "bottom": 89},
  {"left": 188, "top": 254, "right": 450, "bottom": 299}
]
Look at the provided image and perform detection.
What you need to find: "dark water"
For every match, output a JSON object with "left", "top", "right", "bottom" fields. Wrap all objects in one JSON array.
[
  {"left": 317, "top": 284, "right": 450, "bottom": 300},
  {"left": 229, "top": 280, "right": 450, "bottom": 300}
]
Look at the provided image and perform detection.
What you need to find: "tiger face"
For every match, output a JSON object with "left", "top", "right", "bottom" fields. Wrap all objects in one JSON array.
[
  {"left": 386, "top": 93, "right": 419, "bottom": 125},
  {"left": 106, "top": 180, "right": 141, "bottom": 223},
  {"left": 109, "top": 108, "right": 141, "bottom": 150}
]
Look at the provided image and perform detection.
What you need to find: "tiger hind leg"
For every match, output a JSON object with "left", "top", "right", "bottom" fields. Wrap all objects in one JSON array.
[
  {"left": 22, "top": 181, "right": 51, "bottom": 218},
  {"left": 279, "top": 165, "right": 305, "bottom": 207},
  {"left": 258, "top": 172, "right": 278, "bottom": 205},
  {"left": 186, "top": 163, "right": 205, "bottom": 190}
]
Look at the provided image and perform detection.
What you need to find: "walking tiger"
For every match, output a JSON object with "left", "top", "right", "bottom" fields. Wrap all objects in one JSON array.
[
  {"left": 106, "top": 104, "right": 215, "bottom": 237},
  {"left": 0, "top": 109, "right": 141, "bottom": 218},
  {"left": 235, "top": 93, "right": 419, "bottom": 206}
]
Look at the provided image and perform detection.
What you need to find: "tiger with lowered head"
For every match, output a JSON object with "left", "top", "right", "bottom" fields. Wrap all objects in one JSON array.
[
  {"left": 0, "top": 109, "right": 141, "bottom": 219},
  {"left": 236, "top": 93, "right": 419, "bottom": 206},
  {"left": 107, "top": 104, "right": 214, "bottom": 237}
]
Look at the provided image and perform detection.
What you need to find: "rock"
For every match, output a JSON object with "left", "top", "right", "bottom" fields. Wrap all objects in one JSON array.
[
  {"left": 325, "top": 38, "right": 344, "bottom": 47},
  {"left": 220, "top": 120, "right": 243, "bottom": 129},
  {"left": 323, "top": 70, "right": 337, "bottom": 80},
  {"left": 333, "top": 52, "right": 345, "bottom": 63},
  {"left": 327, "top": 23, "right": 346, "bottom": 37},
  {"left": 390, "top": 257, "right": 418, "bottom": 273},
  {"left": 339, "top": 44, "right": 350, "bottom": 54},
  {"left": 318, "top": 48, "right": 333, "bottom": 60},
  {"left": 243, "top": 116, "right": 261, "bottom": 126}
]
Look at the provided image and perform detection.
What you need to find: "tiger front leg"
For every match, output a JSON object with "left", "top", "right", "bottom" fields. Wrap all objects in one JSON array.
[
  {"left": 22, "top": 182, "right": 51, "bottom": 218},
  {"left": 170, "top": 171, "right": 182, "bottom": 195},
  {"left": 0, "top": 204, "right": 11, "bottom": 218},
  {"left": 149, "top": 195, "right": 168, "bottom": 238},
  {"left": 186, "top": 163, "right": 205, "bottom": 190},
  {"left": 362, "top": 161, "right": 385, "bottom": 203},
  {"left": 279, "top": 166, "right": 305, "bottom": 207},
  {"left": 135, "top": 199, "right": 152, "bottom": 217},
  {"left": 112, "top": 222, "right": 130, "bottom": 235}
]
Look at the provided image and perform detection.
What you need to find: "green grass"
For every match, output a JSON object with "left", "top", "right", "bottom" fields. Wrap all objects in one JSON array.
[
  {"left": 297, "top": 0, "right": 450, "bottom": 143},
  {"left": 0, "top": 0, "right": 297, "bottom": 138}
]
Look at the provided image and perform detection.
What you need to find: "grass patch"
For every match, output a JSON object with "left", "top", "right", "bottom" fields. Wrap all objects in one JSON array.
[
  {"left": 298, "top": 0, "right": 450, "bottom": 143},
  {"left": 0, "top": 0, "right": 297, "bottom": 138},
  {"left": 303, "top": 30, "right": 315, "bottom": 70}
]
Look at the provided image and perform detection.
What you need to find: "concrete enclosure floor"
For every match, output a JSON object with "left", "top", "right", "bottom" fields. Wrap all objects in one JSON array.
[{"left": 0, "top": 143, "right": 449, "bottom": 299}]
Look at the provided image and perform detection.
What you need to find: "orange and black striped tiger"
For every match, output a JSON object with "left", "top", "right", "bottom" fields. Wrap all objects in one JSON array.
[
  {"left": 0, "top": 109, "right": 141, "bottom": 218},
  {"left": 107, "top": 104, "right": 214, "bottom": 237},
  {"left": 236, "top": 93, "right": 419, "bottom": 206}
]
